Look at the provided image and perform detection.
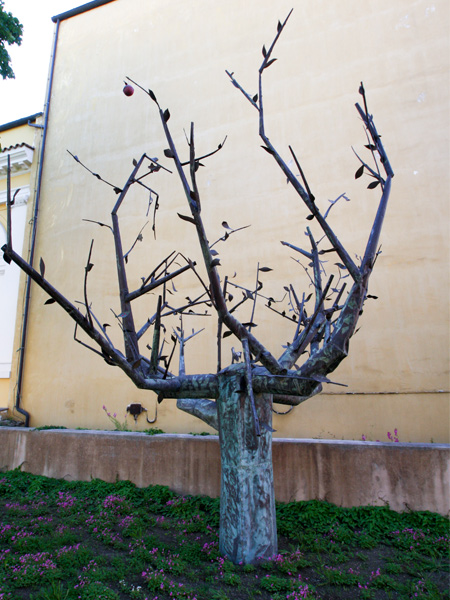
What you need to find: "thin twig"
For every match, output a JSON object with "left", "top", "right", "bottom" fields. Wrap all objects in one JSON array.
[
  {"left": 217, "top": 276, "right": 228, "bottom": 372},
  {"left": 123, "top": 222, "right": 148, "bottom": 263},
  {"left": 209, "top": 224, "right": 251, "bottom": 250},
  {"left": 83, "top": 239, "right": 95, "bottom": 328},
  {"left": 248, "top": 263, "right": 260, "bottom": 331},
  {"left": 149, "top": 296, "right": 162, "bottom": 374},
  {"left": 67, "top": 150, "right": 122, "bottom": 193},
  {"left": 242, "top": 338, "right": 261, "bottom": 437}
]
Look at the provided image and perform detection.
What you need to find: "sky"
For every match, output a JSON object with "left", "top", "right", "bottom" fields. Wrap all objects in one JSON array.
[{"left": 1, "top": 1, "right": 83, "bottom": 125}]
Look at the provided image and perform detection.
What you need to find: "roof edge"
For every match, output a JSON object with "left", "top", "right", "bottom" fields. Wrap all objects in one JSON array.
[
  {"left": 0, "top": 142, "right": 35, "bottom": 154},
  {"left": 52, "top": 0, "right": 117, "bottom": 23},
  {"left": 0, "top": 113, "right": 43, "bottom": 133}
]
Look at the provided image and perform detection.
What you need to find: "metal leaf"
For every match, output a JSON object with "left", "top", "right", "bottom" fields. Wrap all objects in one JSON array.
[
  {"left": 261, "top": 145, "right": 274, "bottom": 155},
  {"left": 309, "top": 374, "right": 348, "bottom": 387},
  {"left": 355, "top": 165, "right": 364, "bottom": 179},
  {"left": 264, "top": 58, "right": 277, "bottom": 69},
  {"left": 39, "top": 257, "right": 45, "bottom": 278},
  {"left": 261, "top": 422, "right": 276, "bottom": 433},
  {"left": 44, "top": 298, "right": 56, "bottom": 305},
  {"left": 177, "top": 213, "right": 196, "bottom": 225},
  {"left": 82, "top": 218, "right": 110, "bottom": 228},
  {"left": 210, "top": 258, "right": 221, "bottom": 268},
  {"left": 368, "top": 180, "right": 380, "bottom": 189},
  {"left": 309, "top": 374, "right": 332, "bottom": 383},
  {"left": 164, "top": 148, "right": 174, "bottom": 158},
  {"left": 163, "top": 108, "right": 170, "bottom": 122},
  {"left": 259, "top": 266, "right": 272, "bottom": 272},
  {"left": 222, "top": 221, "right": 231, "bottom": 229}
]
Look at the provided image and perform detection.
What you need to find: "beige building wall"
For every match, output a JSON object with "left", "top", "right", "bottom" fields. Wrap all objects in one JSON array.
[
  {"left": 0, "top": 118, "right": 42, "bottom": 412},
  {"left": 7, "top": 0, "right": 449, "bottom": 441}
]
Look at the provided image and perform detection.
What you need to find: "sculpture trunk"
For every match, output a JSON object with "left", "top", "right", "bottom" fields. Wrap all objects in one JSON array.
[{"left": 217, "top": 370, "right": 277, "bottom": 564}]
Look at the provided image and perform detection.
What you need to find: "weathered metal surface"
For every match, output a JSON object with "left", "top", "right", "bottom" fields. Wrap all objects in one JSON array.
[
  {"left": 177, "top": 398, "right": 218, "bottom": 431},
  {"left": 217, "top": 372, "right": 277, "bottom": 564}
]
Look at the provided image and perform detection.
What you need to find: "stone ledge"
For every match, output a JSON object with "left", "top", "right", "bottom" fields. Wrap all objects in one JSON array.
[{"left": 0, "top": 428, "right": 448, "bottom": 515}]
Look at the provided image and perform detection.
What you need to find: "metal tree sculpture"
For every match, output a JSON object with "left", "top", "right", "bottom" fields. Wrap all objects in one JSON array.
[{"left": 2, "top": 12, "right": 393, "bottom": 564}]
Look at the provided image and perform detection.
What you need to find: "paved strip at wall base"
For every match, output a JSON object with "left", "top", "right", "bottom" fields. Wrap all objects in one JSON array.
[{"left": 0, "top": 428, "right": 448, "bottom": 515}]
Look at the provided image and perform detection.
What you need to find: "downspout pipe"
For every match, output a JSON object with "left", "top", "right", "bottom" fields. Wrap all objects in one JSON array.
[{"left": 14, "top": 19, "right": 61, "bottom": 426}]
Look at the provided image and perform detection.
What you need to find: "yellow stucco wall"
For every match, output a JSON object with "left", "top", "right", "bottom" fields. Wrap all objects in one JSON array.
[
  {"left": 0, "top": 380, "right": 8, "bottom": 410},
  {"left": 1, "top": 120, "right": 41, "bottom": 410},
  {"left": 0, "top": 122, "right": 36, "bottom": 150},
  {"left": 7, "top": 0, "right": 449, "bottom": 441}
]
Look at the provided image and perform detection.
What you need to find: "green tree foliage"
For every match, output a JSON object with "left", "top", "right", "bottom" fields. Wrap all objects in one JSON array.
[{"left": 0, "top": 1, "right": 23, "bottom": 79}]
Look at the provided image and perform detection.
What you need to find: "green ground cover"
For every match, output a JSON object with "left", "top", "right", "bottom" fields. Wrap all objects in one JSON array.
[{"left": 0, "top": 470, "right": 448, "bottom": 600}]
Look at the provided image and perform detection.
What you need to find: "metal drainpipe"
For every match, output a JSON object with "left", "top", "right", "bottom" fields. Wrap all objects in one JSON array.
[{"left": 14, "top": 19, "right": 61, "bottom": 426}]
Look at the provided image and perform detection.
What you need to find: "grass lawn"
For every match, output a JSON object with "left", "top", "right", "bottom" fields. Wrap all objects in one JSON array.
[{"left": 0, "top": 470, "right": 448, "bottom": 600}]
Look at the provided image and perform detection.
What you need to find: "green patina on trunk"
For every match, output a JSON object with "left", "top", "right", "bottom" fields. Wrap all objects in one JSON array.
[{"left": 216, "top": 369, "right": 277, "bottom": 564}]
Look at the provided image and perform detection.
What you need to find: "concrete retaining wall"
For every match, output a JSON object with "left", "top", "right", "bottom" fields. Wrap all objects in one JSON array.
[{"left": 1, "top": 428, "right": 448, "bottom": 515}]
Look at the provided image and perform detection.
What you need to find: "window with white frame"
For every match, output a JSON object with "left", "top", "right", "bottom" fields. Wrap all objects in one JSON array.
[{"left": 0, "top": 184, "right": 31, "bottom": 379}]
